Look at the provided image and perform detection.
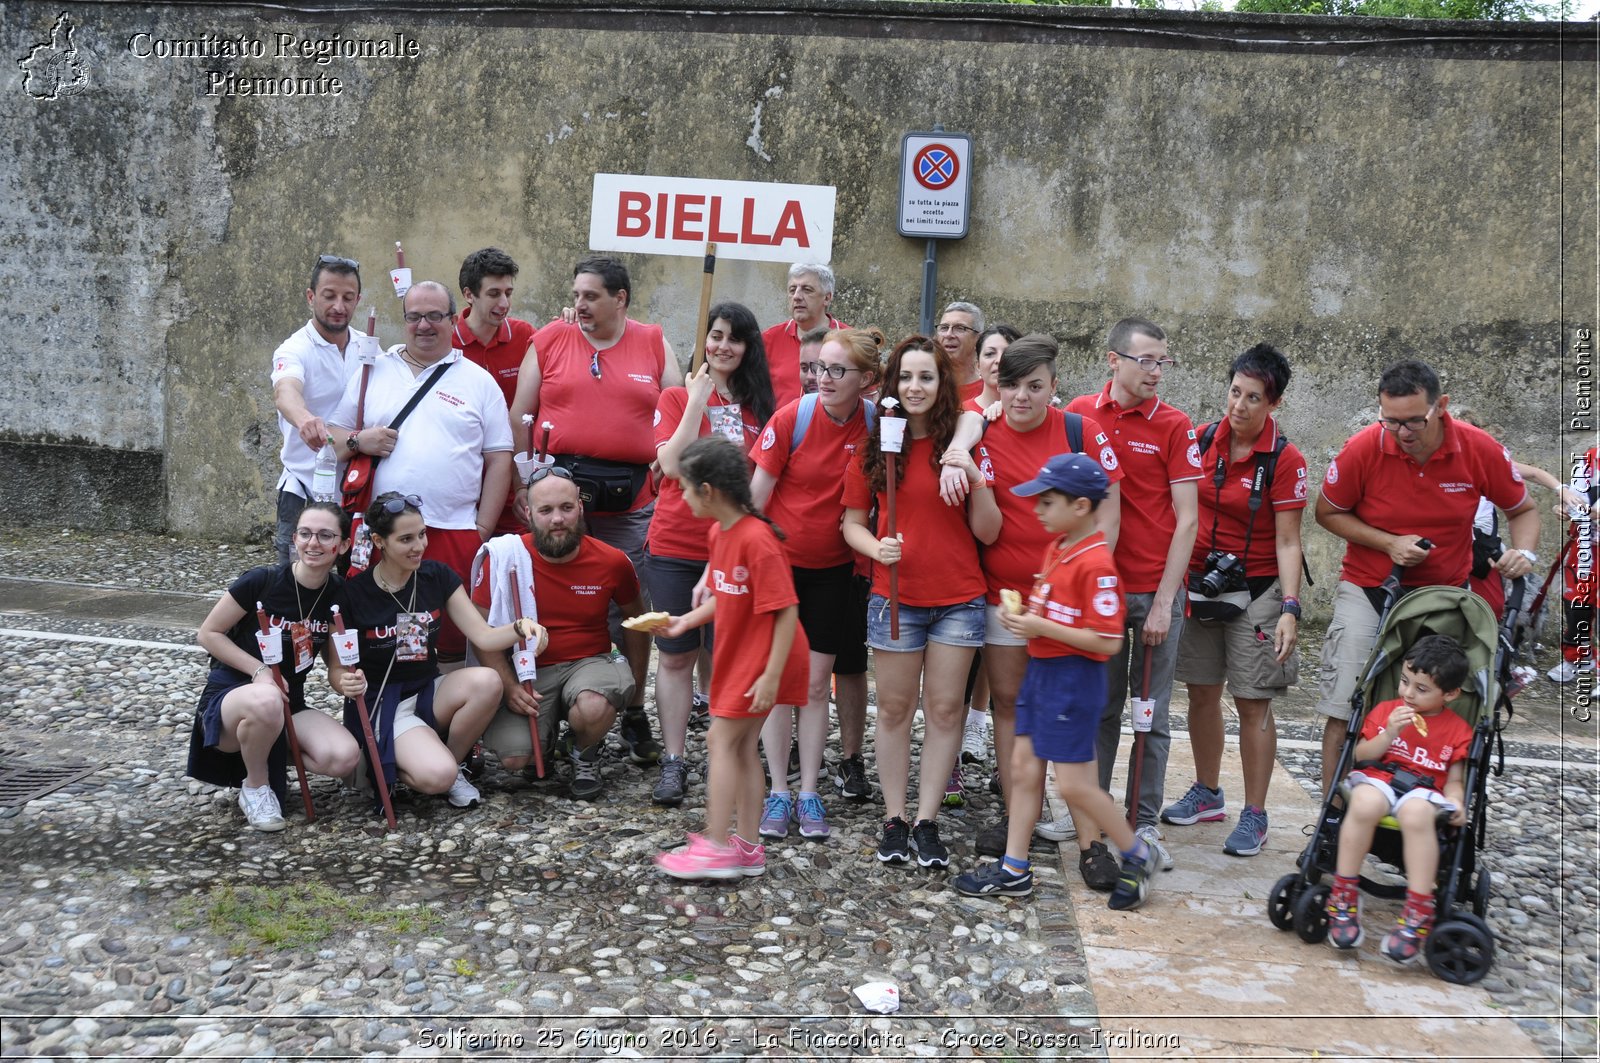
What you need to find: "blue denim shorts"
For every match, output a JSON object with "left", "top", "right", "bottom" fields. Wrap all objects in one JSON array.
[{"left": 866, "top": 594, "right": 985, "bottom": 652}]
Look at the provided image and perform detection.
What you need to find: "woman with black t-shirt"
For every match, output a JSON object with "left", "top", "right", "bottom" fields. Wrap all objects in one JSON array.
[
  {"left": 188, "top": 501, "right": 362, "bottom": 832},
  {"left": 331, "top": 492, "right": 545, "bottom": 811}
]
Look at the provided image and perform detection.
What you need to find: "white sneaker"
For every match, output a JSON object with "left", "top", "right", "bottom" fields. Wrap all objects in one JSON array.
[
  {"left": 446, "top": 768, "right": 481, "bottom": 809},
  {"left": 1035, "top": 811, "right": 1077, "bottom": 842},
  {"left": 1548, "top": 660, "right": 1580, "bottom": 683},
  {"left": 961, "top": 713, "right": 990, "bottom": 764},
  {"left": 1135, "top": 824, "right": 1174, "bottom": 871},
  {"left": 238, "top": 784, "right": 286, "bottom": 832}
]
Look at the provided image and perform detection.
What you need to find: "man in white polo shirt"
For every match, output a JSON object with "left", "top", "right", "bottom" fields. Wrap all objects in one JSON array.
[
  {"left": 329, "top": 280, "right": 514, "bottom": 657},
  {"left": 270, "top": 254, "right": 366, "bottom": 563}
]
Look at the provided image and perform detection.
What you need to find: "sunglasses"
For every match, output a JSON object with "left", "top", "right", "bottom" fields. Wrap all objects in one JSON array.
[
  {"left": 526, "top": 465, "right": 575, "bottom": 487},
  {"left": 590, "top": 350, "right": 602, "bottom": 380},
  {"left": 378, "top": 494, "right": 424, "bottom": 514},
  {"left": 317, "top": 254, "right": 359, "bottom": 270}
]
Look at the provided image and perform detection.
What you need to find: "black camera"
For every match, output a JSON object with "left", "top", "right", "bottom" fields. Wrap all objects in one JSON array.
[{"left": 1197, "top": 551, "right": 1246, "bottom": 598}]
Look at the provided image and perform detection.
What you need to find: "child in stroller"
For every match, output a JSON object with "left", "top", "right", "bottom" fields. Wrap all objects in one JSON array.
[{"left": 1325, "top": 634, "right": 1470, "bottom": 962}]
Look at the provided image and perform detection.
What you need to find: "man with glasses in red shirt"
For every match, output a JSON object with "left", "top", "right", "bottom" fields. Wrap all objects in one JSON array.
[
  {"left": 1314, "top": 359, "right": 1537, "bottom": 795},
  {"left": 936, "top": 301, "right": 986, "bottom": 402}
]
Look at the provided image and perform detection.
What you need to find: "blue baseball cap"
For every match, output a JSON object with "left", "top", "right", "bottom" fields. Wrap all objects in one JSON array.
[{"left": 1011, "top": 452, "right": 1109, "bottom": 501}]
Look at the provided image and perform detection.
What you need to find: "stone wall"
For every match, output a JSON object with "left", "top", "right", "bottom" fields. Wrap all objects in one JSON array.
[{"left": 3, "top": 1, "right": 1594, "bottom": 597}]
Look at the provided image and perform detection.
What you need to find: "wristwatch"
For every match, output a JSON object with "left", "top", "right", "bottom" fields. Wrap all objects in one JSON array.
[
  {"left": 1280, "top": 596, "right": 1302, "bottom": 618},
  {"left": 348, "top": 429, "right": 362, "bottom": 454},
  {"left": 1516, "top": 548, "right": 1538, "bottom": 566}
]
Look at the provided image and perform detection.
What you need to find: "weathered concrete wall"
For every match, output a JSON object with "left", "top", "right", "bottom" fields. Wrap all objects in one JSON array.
[{"left": 2, "top": 1, "right": 1594, "bottom": 589}]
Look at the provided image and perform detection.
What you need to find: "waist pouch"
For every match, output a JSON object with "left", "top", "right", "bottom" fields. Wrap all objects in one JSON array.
[{"left": 554, "top": 454, "right": 649, "bottom": 514}]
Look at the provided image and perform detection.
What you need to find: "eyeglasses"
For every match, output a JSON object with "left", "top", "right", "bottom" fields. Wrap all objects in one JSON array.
[
  {"left": 317, "top": 254, "right": 359, "bottom": 269},
  {"left": 403, "top": 310, "right": 449, "bottom": 325},
  {"left": 800, "top": 362, "right": 821, "bottom": 375},
  {"left": 1114, "top": 351, "right": 1178, "bottom": 371},
  {"left": 814, "top": 364, "right": 863, "bottom": 380},
  {"left": 935, "top": 323, "right": 976, "bottom": 336},
  {"left": 378, "top": 494, "right": 424, "bottom": 514},
  {"left": 590, "top": 350, "right": 602, "bottom": 380},
  {"left": 294, "top": 528, "right": 341, "bottom": 544},
  {"left": 1378, "top": 406, "right": 1435, "bottom": 434},
  {"left": 526, "top": 465, "right": 575, "bottom": 486}
]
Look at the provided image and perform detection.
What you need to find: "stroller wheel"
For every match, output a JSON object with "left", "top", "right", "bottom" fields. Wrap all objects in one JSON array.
[
  {"left": 1427, "top": 918, "right": 1495, "bottom": 985},
  {"left": 1472, "top": 870, "right": 1491, "bottom": 918},
  {"left": 1268, "top": 874, "right": 1302, "bottom": 931},
  {"left": 1292, "top": 882, "right": 1332, "bottom": 944}
]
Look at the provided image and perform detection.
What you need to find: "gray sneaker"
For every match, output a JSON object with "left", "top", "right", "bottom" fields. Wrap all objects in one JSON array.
[
  {"left": 1135, "top": 824, "right": 1175, "bottom": 871},
  {"left": 570, "top": 744, "right": 604, "bottom": 801},
  {"left": 652, "top": 755, "right": 689, "bottom": 807},
  {"left": 1223, "top": 806, "right": 1269, "bottom": 857},
  {"left": 446, "top": 768, "right": 481, "bottom": 809}
]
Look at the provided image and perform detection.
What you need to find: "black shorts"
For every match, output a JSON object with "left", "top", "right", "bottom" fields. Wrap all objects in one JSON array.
[
  {"left": 833, "top": 573, "right": 871, "bottom": 676},
  {"left": 793, "top": 563, "right": 855, "bottom": 657}
]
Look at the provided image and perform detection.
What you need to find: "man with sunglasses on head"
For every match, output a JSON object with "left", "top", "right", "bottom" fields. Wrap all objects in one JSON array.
[
  {"left": 270, "top": 254, "right": 368, "bottom": 563},
  {"left": 936, "top": 301, "right": 987, "bottom": 402},
  {"left": 763, "top": 263, "right": 846, "bottom": 406},
  {"left": 470, "top": 465, "right": 652, "bottom": 800},
  {"left": 508, "top": 255, "right": 683, "bottom": 763},
  {"left": 1313, "top": 358, "right": 1537, "bottom": 795},
  {"left": 329, "top": 281, "right": 515, "bottom": 658},
  {"left": 1066, "top": 316, "right": 1202, "bottom": 870}
]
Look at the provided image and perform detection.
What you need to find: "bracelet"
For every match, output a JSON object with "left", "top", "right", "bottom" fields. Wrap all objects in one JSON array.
[
  {"left": 252, "top": 664, "right": 271, "bottom": 679},
  {"left": 969, "top": 478, "right": 989, "bottom": 490}
]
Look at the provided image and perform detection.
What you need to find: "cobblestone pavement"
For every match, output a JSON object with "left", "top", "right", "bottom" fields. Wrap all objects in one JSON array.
[{"left": 0, "top": 527, "right": 1596, "bottom": 1060}]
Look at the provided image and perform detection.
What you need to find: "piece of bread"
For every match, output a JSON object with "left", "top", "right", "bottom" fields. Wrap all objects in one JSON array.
[
  {"left": 622, "top": 611, "right": 672, "bottom": 633},
  {"left": 1412, "top": 715, "right": 1428, "bottom": 737},
  {"left": 999, "top": 589, "right": 1024, "bottom": 615}
]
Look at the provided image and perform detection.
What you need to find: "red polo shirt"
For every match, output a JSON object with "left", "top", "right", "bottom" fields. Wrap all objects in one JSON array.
[
  {"left": 455, "top": 312, "right": 535, "bottom": 410},
  {"left": 1320, "top": 415, "right": 1528, "bottom": 588},
  {"left": 1026, "top": 531, "right": 1125, "bottom": 661},
  {"left": 976, "top": 408, "right": 1122, "bottom": 605},
  {"left": 1190, "top": 417, "right": 1309, "bottom": 579},
  {"left": 1066, "top": 384, "right": 1202, "bottom": 593},
  {"left": 763, "top": 316, "right": 845, "bottom": 410}
]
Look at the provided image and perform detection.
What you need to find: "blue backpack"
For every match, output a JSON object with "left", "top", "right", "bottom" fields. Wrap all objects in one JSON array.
[{"left": 789, "top": 393, "right": 877, "bottom": 453}]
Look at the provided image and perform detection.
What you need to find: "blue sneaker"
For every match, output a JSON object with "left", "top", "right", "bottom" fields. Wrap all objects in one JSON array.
[
  {"left": 954, "top": 861, "right": 1033, "bottom": 898},
  {"left": 1161, "top": 781, "right": 1225, "bottom": 825},
  {"left": 759, "top": 792, "right": 792, "bottom": 839},
  {"left": 1107, "top": 842, "right": 1154, "bottom": 911},
  {"left": 795, "top": 793, "right": 831, "bottom": 840},
  {"left": 1224, "top": 806, "right": 1269, "bottom": 857}
]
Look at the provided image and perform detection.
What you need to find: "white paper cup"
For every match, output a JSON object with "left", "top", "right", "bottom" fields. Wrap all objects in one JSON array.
[
  {"left": 1131, "top": 697, "right": 1155, "bottom": 733},
  {"left": 879, "top": 417, "right": 907, "bottom": 454},
  {"left": 390, "top": 266, "right": 413, "bottom": 298},
  {"left": 516, "top": 453, "right": 554, "bottom": 483}
]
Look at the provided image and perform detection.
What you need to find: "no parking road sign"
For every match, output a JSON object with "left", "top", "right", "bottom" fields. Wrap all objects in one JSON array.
[{"left": 898, "top": 131, "right": 971, "bottom": 239}]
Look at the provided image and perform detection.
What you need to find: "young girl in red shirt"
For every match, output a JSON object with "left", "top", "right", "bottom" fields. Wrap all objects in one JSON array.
[{"left": 654, "top": 436, "right": 811, "bottom": 880}]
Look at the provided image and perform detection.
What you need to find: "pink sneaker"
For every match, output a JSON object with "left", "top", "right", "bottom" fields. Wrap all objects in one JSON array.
[
  {"left": 655, "top": 833, "right": 742, "bottom": 881},
  {"left": 730, "top": 834, "right": 766, "bottom": 877}
]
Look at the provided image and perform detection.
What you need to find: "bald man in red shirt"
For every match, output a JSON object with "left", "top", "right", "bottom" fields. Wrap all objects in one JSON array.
[{"left": 1313, "top": 358, "right": 1537, "bottom": 794}]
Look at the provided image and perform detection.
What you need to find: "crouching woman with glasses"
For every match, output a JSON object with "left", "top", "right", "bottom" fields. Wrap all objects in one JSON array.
[
  {"left": 330, "top": 492, "right": 546, "bottom": 813},
  {"left": 189, "top": 501, "right": 363, "bottom": 832}
]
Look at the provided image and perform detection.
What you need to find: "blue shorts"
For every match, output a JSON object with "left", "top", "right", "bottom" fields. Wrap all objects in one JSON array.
[
  {"left": 1015, "top": 655, "right": 1107, "bottom": 764},
  {"left": 866, "top": 594, "right": 985, "bottom": 652}
]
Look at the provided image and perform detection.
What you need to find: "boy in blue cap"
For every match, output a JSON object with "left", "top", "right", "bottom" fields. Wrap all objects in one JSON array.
[{"left": 953, "top": 453, "right": 1157, "bottom": 909}]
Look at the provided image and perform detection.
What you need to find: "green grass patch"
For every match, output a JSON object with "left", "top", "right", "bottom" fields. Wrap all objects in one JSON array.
[{"left": 204, "top": 882, "right": 439, "bottom": 953}]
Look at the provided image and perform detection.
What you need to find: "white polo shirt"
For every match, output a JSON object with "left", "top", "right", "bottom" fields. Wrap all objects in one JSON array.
[
  {"left": 331, "top": 347, "right": 513, "bottom": 529},
  {"left": 271, "top": 320, "right": 368, "bottom": 496}
]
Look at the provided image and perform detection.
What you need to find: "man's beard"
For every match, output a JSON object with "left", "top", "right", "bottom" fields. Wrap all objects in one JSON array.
[{"left": 534, "top": 520, "right": 585, "bottom": 559}]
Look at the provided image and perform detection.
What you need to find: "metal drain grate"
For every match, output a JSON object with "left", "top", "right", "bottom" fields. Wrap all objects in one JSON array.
[{"left": 0, "top": 750, "right": 101, "bottom": 810}]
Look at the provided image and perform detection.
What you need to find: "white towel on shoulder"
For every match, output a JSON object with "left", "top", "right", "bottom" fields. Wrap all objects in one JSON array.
[{"left": 466, "top": 534, "right": 536, "bottom": 669}]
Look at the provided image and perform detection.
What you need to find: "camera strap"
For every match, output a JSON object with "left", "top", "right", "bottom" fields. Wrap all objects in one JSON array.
[{"left": 1196, "top": 421, "right": 1312, "bottom": 588}]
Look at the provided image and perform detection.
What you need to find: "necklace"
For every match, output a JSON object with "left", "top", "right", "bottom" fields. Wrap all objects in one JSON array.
[
  {"left": 290, "top": 561, "right": 329, "bottom": 622},
  {"left": 373, "top": 563, "right": 419, "bottom": 615},
  {"left": 399, "top": 346, "right": 432, "bottom": 373}
]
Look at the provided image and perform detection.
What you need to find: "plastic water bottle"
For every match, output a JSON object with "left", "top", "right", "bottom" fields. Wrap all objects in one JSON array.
[{"left": 310, "top": 442, "right": 339, "bottom": 501}]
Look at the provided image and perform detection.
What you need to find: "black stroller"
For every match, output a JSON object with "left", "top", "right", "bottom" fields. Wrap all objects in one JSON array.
[{"left": 1267, "top": 575, "right": 1526, "bottom": 984}]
